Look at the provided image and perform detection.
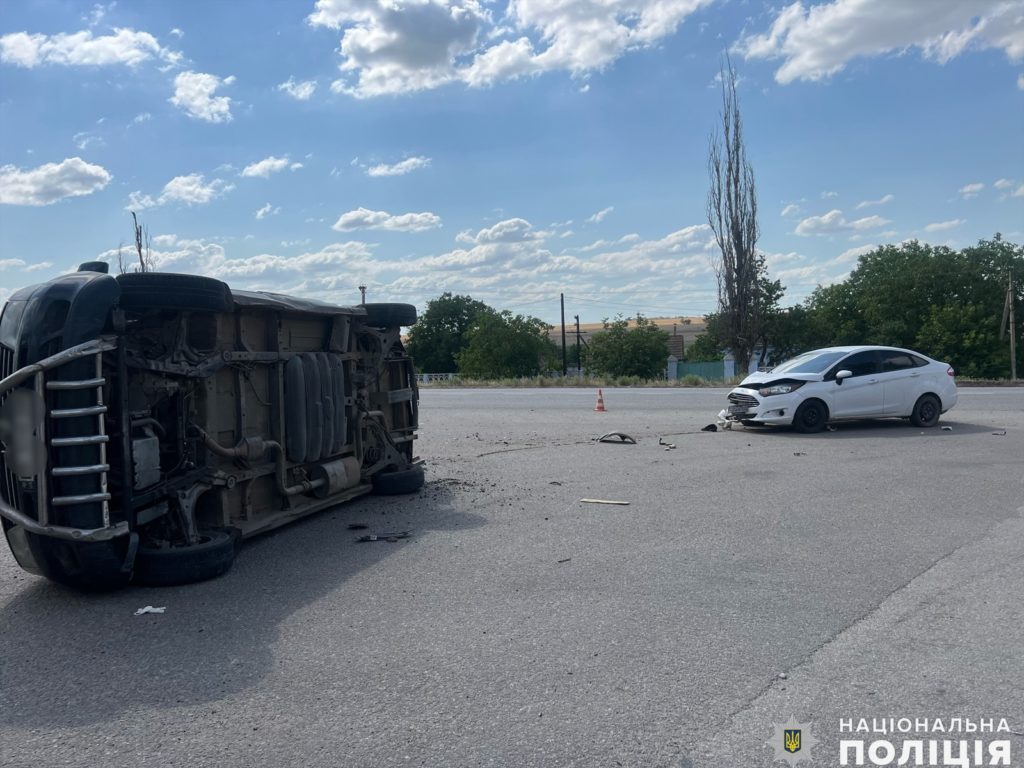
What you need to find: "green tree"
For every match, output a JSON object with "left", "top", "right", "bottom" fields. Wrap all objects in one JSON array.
[
  {"left": 455, "top": 310, "right": 556, "bottom": 379},
  {"left": 684, "top": 331, "right": 724, "bottom": 362},
  {"left": 405, "top": 293, "right": 490, "bottom": 373},
  {"left": 584, "top": 314, "right": 670, "bottom": 378}
]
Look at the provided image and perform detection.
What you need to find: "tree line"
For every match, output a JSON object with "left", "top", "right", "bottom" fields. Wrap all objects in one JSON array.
[
  {"left": 688, "top": 235, "right": 1023, "bottom": 379},
  {"left": 406, "top": 294, "right": 670, "bottom": 379}
]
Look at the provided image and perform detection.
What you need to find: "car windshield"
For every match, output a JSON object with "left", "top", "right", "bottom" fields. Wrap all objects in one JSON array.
[{"left": 770, "top": 350, "right": 849, "bottom": 374}]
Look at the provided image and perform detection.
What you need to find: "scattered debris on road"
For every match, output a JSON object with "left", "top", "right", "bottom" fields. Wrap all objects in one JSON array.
[
  {"left": 658, "top": 437, "right": 677, "bottom": 449},
  {"left": 549, "top": 480, "right": 563, "bottom": 486},
  {"left": 557, "top": 558, "right": 572, "bottom": 564},
  {"left": 347, "top": 523, "right": 368, "bottom": 530},
  {"left": 992, "top": 430, "right": 1007, "bottom": 436},
  {"left": 825, "top": 425, "right": 837, "bottom": 432},
  {"left": 356, "top": 531, "right": 412, "bottom": 543},
  {"left": 597, "top": 432, "right": 636, "bottom": 444},
  {"left": 579, "top": 499, "right": 630, "bottom": 506},
  {"left": 793, "top": 452, "right": 807, "bottom": 456},
  {"left": 941, "top": 426, "right": 953, "bottom": 431},
  {"left": 134, "top": 606, "right": 166, "bottom": 616},
  {"left": 701, "top": 424, "right": 718, "bottom": 432}
]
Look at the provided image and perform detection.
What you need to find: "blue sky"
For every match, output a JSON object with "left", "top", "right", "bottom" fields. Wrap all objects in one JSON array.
[{"left": 1, "top": 0, "right": 1022, "bottom": 324}]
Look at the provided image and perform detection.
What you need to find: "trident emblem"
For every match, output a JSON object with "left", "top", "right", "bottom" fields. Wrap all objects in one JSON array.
[{"left": 784, "top": 729, "right": 801, "bottom": 753}]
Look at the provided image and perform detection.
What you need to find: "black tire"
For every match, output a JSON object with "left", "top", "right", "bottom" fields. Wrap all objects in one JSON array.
[
  {"left": 116, "top": 273, "right": 234, "bottom": 313},
  {"left": 371, "top": 464, "right": 425, "bottom": 495},
  {"left": 792, "top": 399, "right": 828, "bottom": 434},
  {"left": 910, "top": 394, "right": 941, "bottom": 428},
  {"left": 133, "top": 530, "right": 236, "bottom": 587},
  {"left": 362, "top": 303, "right": 417, "bottom": 327}
]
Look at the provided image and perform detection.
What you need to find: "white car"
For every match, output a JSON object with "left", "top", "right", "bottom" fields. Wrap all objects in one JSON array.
[{"left": 720, "top": 346, "right": 958, "bottom": 433}]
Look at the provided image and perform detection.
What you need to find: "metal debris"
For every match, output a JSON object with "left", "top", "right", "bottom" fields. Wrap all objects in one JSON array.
[
  {"left": 941, "top": 426, "right": 953, "bottom": 431},
  {"left": 992, "top": 430, "right": 1007, "bottom": 436},
  {"left": 597, "top": 432, "right": 636, "bottom": 444},
  {"left": 134, "top": 606, "right": 166, "bottom": 616},
  {"left": 356, "top": 531, "right": 411, "bottom": 543},
  {"left": 557, "top": 558, "right": 572, "bottom": 564},
  {"left": 579, "top": 499, "right": 630, "bottom": 506},
  {"left": 657, "top": 437, "right": 677, "bottom": 449}
]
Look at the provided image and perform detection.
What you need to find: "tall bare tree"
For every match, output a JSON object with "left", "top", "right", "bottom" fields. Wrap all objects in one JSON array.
[
  {"left": 131, "top": 211, "right": 152, "bottom": 272},
  {"left": 707, "top": 55, "right": 761, "bottom": 374}
]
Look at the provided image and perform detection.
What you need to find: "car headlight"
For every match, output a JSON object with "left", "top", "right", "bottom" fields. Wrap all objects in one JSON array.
[{"left": 758, "top": 381, "right": 805, "bottom": 397}]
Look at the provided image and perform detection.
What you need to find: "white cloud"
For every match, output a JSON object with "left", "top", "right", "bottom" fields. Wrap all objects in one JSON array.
[
  {"left": 780, "top": 203, "right": 800, "bottom": 216},
  {"left": 924, "top": 218, "right": 964, "bottom": 232},
  {"left": 310, "top": 0, "right": 713, "bottom": 97},
  {"left": 241, "top": 155, "right": 292, "bottom": 178},
  {"left": 1014, "top": 184, "right": 1024, "bottom": 197},
  {"left": 255, "top": 203, "right": 280, "bottom": 220},
  {"left": 994, "top": 178, "right": 1015, "bottom": 189},
  {"left": 128, "top": 173, "right": 233, "bottom": 210},
  {"left": 834, "top": 244, "right": 876, "bottom": 263},
  {"left": 958, "top": 182, "right": 984, "bottom": 198},
  {"left": 464, "top": 218, "right": 540, "bottom": 244},
  {"left": 735, "top": 0, "right": 1024, "bottom": 85},
  {"left": 169, "top": 28, "right": 184, "bottom": 39},
  {"left": 73, "top": 131, "right": 104, "bottom": 151},
  {"left": 820, "top": 190, "right": 838, "bottom": 199},
  {"left": 795, "top": 209, "right": 891, "bottom": 236},
  {"left": 855, "top": 193, "right": 894, "bottom": 209},
  {"left": 278, "top": 76, "right": 317, "bottom": 100},
  {"left": 0, "top": 258, "right": 27, "bottom": 270},
  {"left": 587, "top": 205, "right": 614, "bottom": 223},
  {"left": 366, "top": 156, "right": 431, "bottom": 177},
  {"left": 170, "top": 71, "right": 235, "bottom": 123},
  {"left": 1018, "top": 73, "right": 1024, "bottom": 89},
  {"left": 0, "top": 27, "right": 179, "bottom": 68},
  {"left": 0, "top": 157, "right": 111, "bottom": 206},
  {"left": 331, "top": 207, "right": 442, "bottom": 232},
  {"left": 130, "top": 112, "right": 152, "bottom": 125}
]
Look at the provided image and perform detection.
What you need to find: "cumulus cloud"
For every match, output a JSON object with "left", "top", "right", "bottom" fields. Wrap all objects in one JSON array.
[
  {"left": 461, "top": 218, "right": 540, "bottom": 244},
  {"left": 310, "top": 0, "right": 713, "bottom": 97},
  {"left": 0, "top": 157, "right": 111, "bottom": 205},
  {"left": 278, "top": 76, "right": 317, "bottom": 100},
  {"left": 0, "top": 27, "right": 179, "bottom": 68},
  {"left": 924, "top": 218, "right": 964, "bottom": 232},
  {"left": 241, "top": 156, "right": 294, "bottom": 178},
  {"left": 331, "top": 207, "right": 442, "bottom": 232},
  {"left": 795, "top": 209, "right": 891, "bottom": 236},
  {"left": 958, "top": 182, "right": 985, "bottom": 198},
  {"left": 587, "top": 206, "right": 614, "bottom": 223},
  {"left": 780, "top": 203, "right": 800, "bottom": 216},
  {"left": 855, "top": 193, "right": 894, "bottom": 209},
  {"left": 735, "top": 0, "right": 1024, "bottom": 84},
  {"left": 127, "top": 173, "right": 233, "bottom": 210},
  {"left": 170, "top": 71, "right": 235, "bottom": 123},
  {"left": 255, "top": 203, "right": 280, "bottom": 220},
  {"left": 994, "top": 178, "right": 1015, "bottom": 189},
  {"left": 366, "top": 156, "right": 431, "bottom": 177}
]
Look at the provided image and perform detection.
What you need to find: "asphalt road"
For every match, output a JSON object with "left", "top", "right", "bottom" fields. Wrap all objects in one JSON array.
[{"left": 1, "top": 387, "right": 1022, "bottom": 768}]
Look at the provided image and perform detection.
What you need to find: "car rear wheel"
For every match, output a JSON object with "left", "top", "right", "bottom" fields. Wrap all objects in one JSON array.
[
  {"left": 910, "top": 394, "right": 941, "bottom": 428},
  {"left": 792, "top": 400, "right": 827, "bottom": 434}
]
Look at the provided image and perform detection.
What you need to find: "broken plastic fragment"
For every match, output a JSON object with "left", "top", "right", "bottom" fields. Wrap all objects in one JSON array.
[{"left": 134, "top": 606, "right": 166, "bottom": 616}]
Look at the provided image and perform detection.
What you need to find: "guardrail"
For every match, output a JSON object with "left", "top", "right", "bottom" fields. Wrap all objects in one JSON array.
[{"left": 416, "top": 373, "right": 460, "bottom": 383}]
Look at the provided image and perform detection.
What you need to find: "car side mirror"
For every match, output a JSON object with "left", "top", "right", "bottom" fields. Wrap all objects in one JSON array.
[{"left": 835, "top": 369, "right": 852, "bottom": 385}]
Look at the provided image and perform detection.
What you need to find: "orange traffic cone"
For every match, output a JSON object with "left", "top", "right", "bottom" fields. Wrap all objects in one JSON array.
[{"left": 594, "top": 389, "right": 607, "bottom": 412}]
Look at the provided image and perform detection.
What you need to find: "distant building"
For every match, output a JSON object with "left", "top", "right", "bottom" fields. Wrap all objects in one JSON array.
[{"left": 548, "top": 316, "right": 707, "bottom": 360}]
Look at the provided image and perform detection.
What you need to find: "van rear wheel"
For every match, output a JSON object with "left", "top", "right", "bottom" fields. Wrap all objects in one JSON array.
[{"left": 133, "top": 530, "right": 236, "bottom": 587}]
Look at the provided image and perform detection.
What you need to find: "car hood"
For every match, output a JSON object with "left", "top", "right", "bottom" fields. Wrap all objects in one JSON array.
[{"left": 736, "top": 371, "right": 821, "bottom": 388}]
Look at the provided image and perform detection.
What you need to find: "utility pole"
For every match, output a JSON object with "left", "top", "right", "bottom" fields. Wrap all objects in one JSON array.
[
  {"left": 1009, "top": 270, "right": 1017, "bottom": 381},
  {"left": 575, "top": 315, "right": 581, "bottom": 373},
  {"left": 358, "top": 285, "right": 366, "bottom": 304},
  {"left": 560, "top": 293, "right": 567, "bottom": 377}
]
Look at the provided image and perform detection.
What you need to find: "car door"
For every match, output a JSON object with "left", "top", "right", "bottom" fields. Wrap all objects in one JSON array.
[
  {"left": 828, "top": 350, "right": 883, "bottom": 418},
  {"left": 877, "top": 350, "right": 923, "bottom": 415}
]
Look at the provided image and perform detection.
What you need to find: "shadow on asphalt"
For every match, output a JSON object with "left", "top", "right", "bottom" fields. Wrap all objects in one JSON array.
[
  {"left": 737, "top": 419, "right": 997, "bottom": 439},
  {"left": 0, "top": 481, "right": 485, "bottom": 729}
]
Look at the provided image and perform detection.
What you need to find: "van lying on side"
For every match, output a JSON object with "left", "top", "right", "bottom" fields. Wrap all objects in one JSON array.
[{"left": 0, "top": 265, "right": 422, "bottom": 589}]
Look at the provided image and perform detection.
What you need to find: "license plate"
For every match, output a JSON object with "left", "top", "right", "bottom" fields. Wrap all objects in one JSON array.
[{"left": 728, "top": 405, "right": 749, "bottom": 414}]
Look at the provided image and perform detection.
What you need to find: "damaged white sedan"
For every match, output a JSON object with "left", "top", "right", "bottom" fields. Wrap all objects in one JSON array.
[{"left": 719, "top": 346, "right": 958, "bottom": 433}]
